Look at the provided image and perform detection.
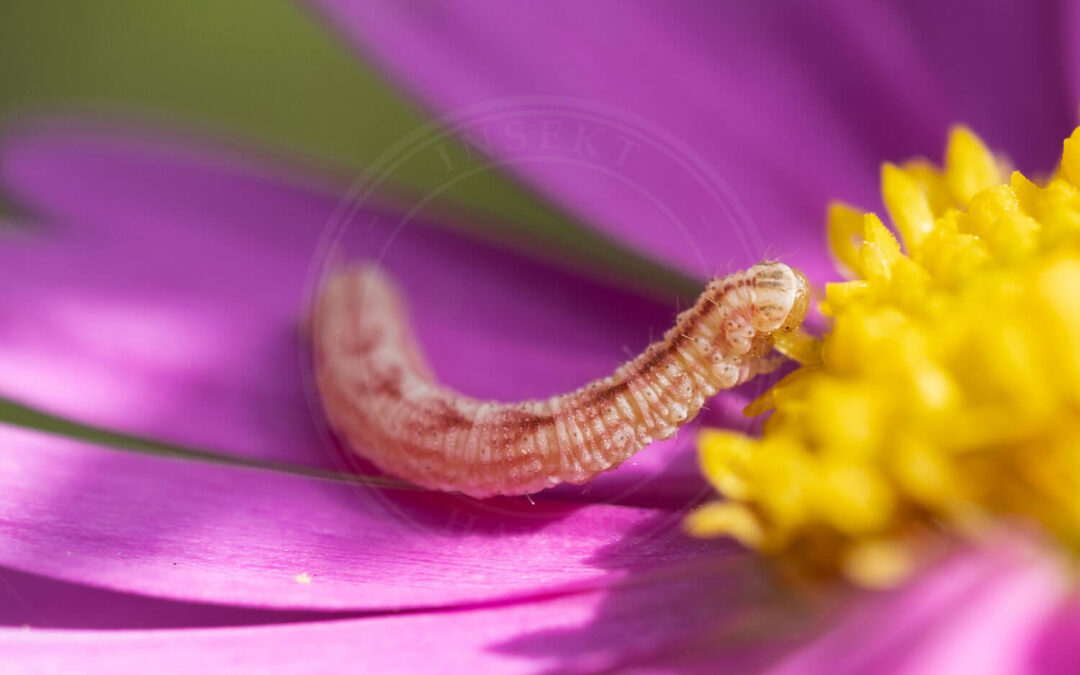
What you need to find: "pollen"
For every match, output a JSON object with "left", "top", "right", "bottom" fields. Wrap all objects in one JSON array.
[{"left": 690, "top": 125, "right": 1080, "bottom": 585}]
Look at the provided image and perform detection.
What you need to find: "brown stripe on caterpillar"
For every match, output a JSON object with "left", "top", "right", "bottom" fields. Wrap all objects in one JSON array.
[{"left": 312, "top": 261, "right": 810, "bottom": 498}]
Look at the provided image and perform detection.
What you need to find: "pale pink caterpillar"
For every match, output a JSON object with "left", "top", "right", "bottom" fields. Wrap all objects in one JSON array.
[{"left": 313, "top": 262, "right": 810, "bottom": 498}]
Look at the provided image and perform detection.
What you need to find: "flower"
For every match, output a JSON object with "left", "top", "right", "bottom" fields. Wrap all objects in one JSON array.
[
  {"left": 691, "top": 126, "right": 1080, "bottom": 588},
  {"left": 2, "top": 2, "right": 1079, "bottom": 672}
]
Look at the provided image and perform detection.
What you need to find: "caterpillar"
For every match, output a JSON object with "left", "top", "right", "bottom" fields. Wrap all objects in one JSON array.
[{"left": 313, "top": 261, "right": 810, "bottom": 498}]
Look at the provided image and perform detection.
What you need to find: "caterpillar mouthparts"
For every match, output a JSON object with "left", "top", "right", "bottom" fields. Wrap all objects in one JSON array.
[{"left": 313, "top": 261, "right": 810, "bottom": 498}]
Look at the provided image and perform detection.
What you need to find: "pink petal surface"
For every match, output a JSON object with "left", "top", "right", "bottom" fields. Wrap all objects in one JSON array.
[
  {"left": 0, "top": 424, "right": 719, "bottom": 610},
  {"left": 0, "top": 567, "right": 339, "bottom": 629},
  {"left": 3, "top": 545, "right": 1069, "bottom": 673},
  {"left": 1029, "top": 590, "right": 1080, "bottom": 674},
  {"left": 1065, "top": 0, "right": 1080, "bottom": 111},
  {"left": 770, "top": 545, "right": 1067, "bottom": 675},
  {"left": 0, "top": 560, "right": 793, "bottom": 674},
  {"left": 0, "top": 122, "right": 757, "bottom": 506},
  {"left": 307, "top": 0, "right": 1075, "bottom": 286}
]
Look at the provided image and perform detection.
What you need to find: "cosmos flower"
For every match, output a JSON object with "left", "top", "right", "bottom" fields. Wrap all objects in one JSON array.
[
  {"left": 691, "top": 126, "right": 1080, "bottom": 589},
  {"left": 2, "top": 1, "right": 1079, "bottom": 672}
]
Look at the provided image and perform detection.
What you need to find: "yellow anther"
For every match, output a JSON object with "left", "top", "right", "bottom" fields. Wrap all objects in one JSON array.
[
  {"left": 882, "top": 163, "right": 935, "bottom": 252},
  {"left": 945, "top": 126, "right": 1003, "bottom": 203}
]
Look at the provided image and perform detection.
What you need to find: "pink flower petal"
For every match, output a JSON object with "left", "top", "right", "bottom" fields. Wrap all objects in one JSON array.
[
  {"left": 0, "top": 122, "right": 735, "bottom": 505},
  {"left": 4, "top": 543, "right": 1070, "bottom": 673},
  {"left": 0, "top": 558, "right": 791, "bottom": 673},
  {"left": 0, "top": 424, "right": 721, "bottom": 610},
  {"left": 1028, "top": 590, "right": 1080, "bottom": 674},
  {"left": 770, "top": 545, "right": 1067, "bottom": 675},
  {"left": 0, "top": 567, "right": 336, "bottom": 629},
  {"left": 307, "top": 0, "right": 1075, "bottom": 285},
  {"left": 1064, "top": 1, "right": 1080, "bottom": 111},
  {"left": 896, "top": 1, "right": 1076, "bottom": 170}
]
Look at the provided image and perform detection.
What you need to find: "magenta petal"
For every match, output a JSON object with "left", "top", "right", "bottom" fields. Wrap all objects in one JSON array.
[
  {"left": 1064, "top": 1, "right": 1080, "bottom": 111},
  {"left": 0, "top": 424, "right": 720, "bottom": 609},
  {"left": 308, "top": 0, "right": 1075, "bottom": 284},
  {"left": 0, "top": 123, "right": 721, "bottom": 501},
  {"left": 3, "top": 547, "right": 1070, "bottom": 673},
  {"left": 0, "top": 559, "right": 796, "bottom": 674},
  {"left": 770, "top": 546, "right": 1066, "bottom": 675},
  {"left": 895, "top": 1, "right": 1076, "bottom": 171},
  {"left": 1029, "top": 591, "right": 1080, "bottom": 674},
  {"left": 0, "top": 567, "right": 342, "bottom": 629}
]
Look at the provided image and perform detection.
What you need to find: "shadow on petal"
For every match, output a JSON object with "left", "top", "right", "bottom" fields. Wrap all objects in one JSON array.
[{"left": 0, "top": 566, "right": 351, "bottom": 630}]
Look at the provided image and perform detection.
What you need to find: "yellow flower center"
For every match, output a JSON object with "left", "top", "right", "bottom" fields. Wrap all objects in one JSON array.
[{"left": 689, "top": 125, "right": 1080, "bottom": 587}]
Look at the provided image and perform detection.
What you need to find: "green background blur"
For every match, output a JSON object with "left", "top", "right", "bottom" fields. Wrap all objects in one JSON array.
[
  {"left": 1, "top": 0, "right": 695, "bottom": 295},
  {"left": 0, "top": 1, "right": 551, "bottom": 226}
]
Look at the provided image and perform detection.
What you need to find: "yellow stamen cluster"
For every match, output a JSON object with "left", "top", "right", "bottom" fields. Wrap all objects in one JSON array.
[{"left": 689, "top": 126, "right": 1080, "bottom": 587}]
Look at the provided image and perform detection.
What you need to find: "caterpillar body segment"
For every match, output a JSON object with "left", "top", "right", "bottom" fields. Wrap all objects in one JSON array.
[{"left": 313, "top": 262, "right": 810, "bottom": 498}]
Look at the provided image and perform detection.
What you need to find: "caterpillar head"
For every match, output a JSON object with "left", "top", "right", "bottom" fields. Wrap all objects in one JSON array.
[{"left": 743, "top": 262, "right": 811, "bottom": 359}]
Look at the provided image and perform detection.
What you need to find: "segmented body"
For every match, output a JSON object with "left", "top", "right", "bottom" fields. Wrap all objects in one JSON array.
[{"left": 313, "top": 262, "right": 809, "bottom": 497}]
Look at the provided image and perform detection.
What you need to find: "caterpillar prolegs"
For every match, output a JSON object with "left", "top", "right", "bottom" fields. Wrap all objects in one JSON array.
[{"left": 313, "top": 262, "right": 810, "bottom": 498}]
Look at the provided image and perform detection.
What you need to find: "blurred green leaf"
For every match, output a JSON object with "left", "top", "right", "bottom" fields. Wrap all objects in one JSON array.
[
  {"left": 0, "top": 396, "right": 417, "bottom": 489},
  {"left": 0, "top": 0, "right": 700, "bottom": 299}
]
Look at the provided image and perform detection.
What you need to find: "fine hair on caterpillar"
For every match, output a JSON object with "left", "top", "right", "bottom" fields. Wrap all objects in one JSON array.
[{"left": 313, "top": 261, "right": 810, "bottom": 498}]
